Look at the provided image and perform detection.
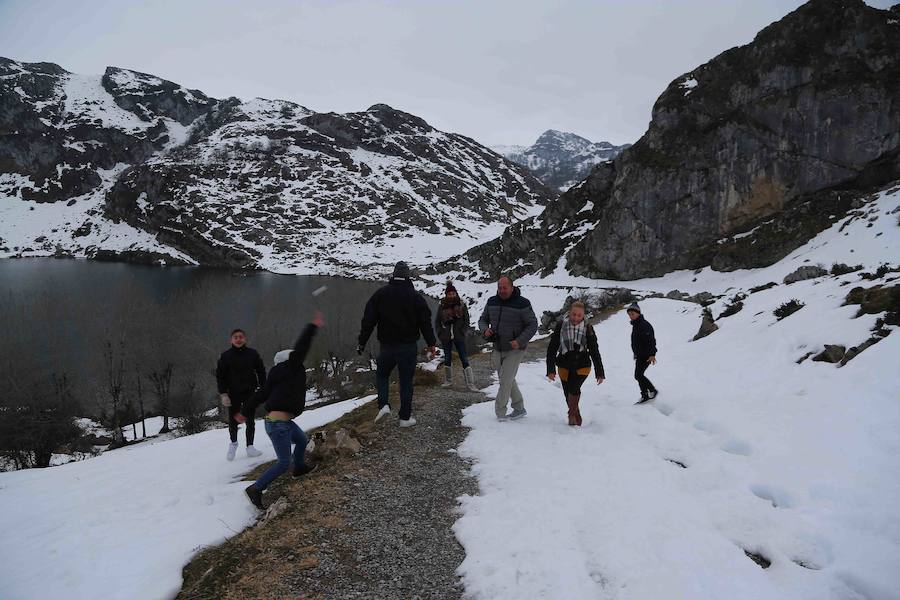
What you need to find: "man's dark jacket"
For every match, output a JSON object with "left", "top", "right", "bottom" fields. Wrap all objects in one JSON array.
[
  {"left": 358, "top": 278, "right": 437, "bottom": 347},
  {"left": 630, "top": 315, "right": 658, "bottom": 360},
  {"left": 244, "top": 324, "right": 317, "bottom": 418},
  {"left": 216, "top": 346, "right": 266, "bottom": 397}
]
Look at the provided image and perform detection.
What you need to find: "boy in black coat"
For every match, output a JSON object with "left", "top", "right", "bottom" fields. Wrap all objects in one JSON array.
[
  {"left": 216, "top": 329, "right": 266, "bottom": 460},
  {"left": 627, "top": 303, "right": 659, "bottom": 403}
]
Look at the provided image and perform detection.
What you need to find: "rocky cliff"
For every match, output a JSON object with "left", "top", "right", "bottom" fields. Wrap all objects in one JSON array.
[
  {"left": 453, "top": 0, "right": 900, "bottom": 281},
  {"left": 0, "top": 60, "right": 553, "bottom": 272}
]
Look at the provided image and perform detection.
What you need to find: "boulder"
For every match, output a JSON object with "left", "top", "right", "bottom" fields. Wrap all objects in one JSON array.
[
  {"left": 783, "top": 265, "right": 828, "bottom": 284},
  {"left": 811, "top": 345, "right": 846, "bottom": 363},
  {"left": 307, "top": 428, "right": 362, "bottom": 458},
  {"left": 692, "top": 309, "right": 719, "bottom": 341}
]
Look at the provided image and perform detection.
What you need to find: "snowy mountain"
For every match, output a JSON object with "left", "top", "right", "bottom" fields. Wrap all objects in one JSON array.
[
  {"left": 451, "top": 0, "right": 900, "bottom": 282},
  {"left": 0, "top": 59, "right": 554, "bottom": 274},
  {"left": 492, "top": 130, "right": 629, "bottom": 191}
]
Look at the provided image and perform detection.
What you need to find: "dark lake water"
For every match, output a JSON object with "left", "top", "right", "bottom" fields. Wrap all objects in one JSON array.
[{"left": 1, "top": 259, "right": 435, "bottom": 410}]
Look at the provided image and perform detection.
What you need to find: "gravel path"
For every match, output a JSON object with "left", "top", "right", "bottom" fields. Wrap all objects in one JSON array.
[{"left": 279, "top": 355, "right": 500, "bottom": 599}]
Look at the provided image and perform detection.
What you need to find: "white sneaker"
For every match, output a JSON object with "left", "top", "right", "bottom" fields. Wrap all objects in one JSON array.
[
  {"left": 246, "top": 445, "right": 262, "bottom": 457},
  {"left": 399, "top": 417, "right": 417, "bottom": 428},
  {"left": 226, "top": 441, "right": 238, "bottom": 461},
  {"left": 374, "top": 405, "right": 391, "bottom": 423}
]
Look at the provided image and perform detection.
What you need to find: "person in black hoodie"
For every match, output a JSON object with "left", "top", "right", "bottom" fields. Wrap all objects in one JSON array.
[
  {"left": 627, "top": 302, "right": 659, "bottom": 403},
  {"left": 357, "top": 261, "right": 437, "bottom": 428},
  {"left": 216, "top": 329, "right": 267, "bottom": 461},
  {"left": 241, "top": 312, "right": 323, "bottom": 510},
  {"left": 546, "top": 301, "right": 605, "bottom": 426}
]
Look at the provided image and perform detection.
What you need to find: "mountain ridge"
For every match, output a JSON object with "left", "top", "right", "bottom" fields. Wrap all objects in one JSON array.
[
  {"left": 492, "top": 129, "right": 630, "bottom": 191},
  {"left": 0, "top": 58, "right": 554, "bottom": 274}
]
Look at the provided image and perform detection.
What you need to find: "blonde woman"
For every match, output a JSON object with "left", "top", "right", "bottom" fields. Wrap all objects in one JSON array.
[{"left": 546, "top": 301, "right": 605, "bottom": 426}]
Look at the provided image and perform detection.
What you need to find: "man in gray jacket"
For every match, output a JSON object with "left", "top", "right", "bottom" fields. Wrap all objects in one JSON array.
[{"left": 478, "top": 276, "right": 538, "bottom": 420}]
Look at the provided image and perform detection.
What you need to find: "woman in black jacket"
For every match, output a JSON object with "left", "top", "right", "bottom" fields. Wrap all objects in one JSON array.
[
  {"left": 547, "top": 301, "right": 605, "bottom": 426},
  {"left": 241, "top": 311, "right": 323, "bottom": 510},
  {"left": 435, "top": 282, "right": 477, "bottom": 391}
]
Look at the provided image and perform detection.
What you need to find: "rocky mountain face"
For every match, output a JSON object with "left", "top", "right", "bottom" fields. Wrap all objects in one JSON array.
[
  {"left": 0, "top": 59, "right": 553, "bottom": 273},
  {"left": 451, "top": 0, "right": 900, "bottom": 281},
  {"left": 492, "top": 130, "right": 629, "bottom": 191}
]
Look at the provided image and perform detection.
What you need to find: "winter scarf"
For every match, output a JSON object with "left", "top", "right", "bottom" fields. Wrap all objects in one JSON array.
[
  {"left": 440, "top": 296, "right": 464, "bottom": 325},
  {"left": 558, "top": 315, "right": 587, "bottom": 356}
]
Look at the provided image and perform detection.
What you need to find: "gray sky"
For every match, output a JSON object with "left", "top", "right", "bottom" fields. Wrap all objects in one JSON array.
[{"left": 0, "top": 0, "right": 894, "bottom": 147}]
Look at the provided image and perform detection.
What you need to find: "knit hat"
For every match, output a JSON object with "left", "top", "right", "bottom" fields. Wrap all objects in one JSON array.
[
  {"left": 273, "top": 349, "right": 293, "bottom": 365},
  {"left": 392, "top": 261, "right": 411, "bottom": 279},
  {"left": 445, "top": 281, "right": 458, "bottom": 294},
  {"left": 626, "top": 302, "right": 641, "bottom": 314}
]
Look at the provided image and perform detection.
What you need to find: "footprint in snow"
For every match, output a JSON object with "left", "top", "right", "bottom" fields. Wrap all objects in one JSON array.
[
  {"left": 720, "top": 439, "right": 753, "bottom": 456},
  {"left": 692, "top": 419, "right": 722, "bottom": 434},
  {"left": 749, "top": 483, "right": 794, "bottom": 508},
  {"left": 654, "top": 402, "right": 675, "bottom": 416}
]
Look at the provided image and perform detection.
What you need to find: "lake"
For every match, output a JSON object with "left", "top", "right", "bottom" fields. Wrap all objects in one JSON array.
[{"left": 1, "top": 259, "right": 437, "bottom": 410}]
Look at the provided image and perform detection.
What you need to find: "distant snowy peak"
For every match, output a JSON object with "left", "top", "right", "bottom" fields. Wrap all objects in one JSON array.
[
  {"left": 493, "top": 130, "right": 630, "bottom": 191},
  {"left": 0, "top": 58, "right": 554, "bottom": 273}
]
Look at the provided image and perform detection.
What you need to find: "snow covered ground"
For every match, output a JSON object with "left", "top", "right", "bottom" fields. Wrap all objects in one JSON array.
[
  {"left": 0, "top": 395, "right": 373, "bottom": 600},
  {"left": 451, "top": 185, "right": 900, "bottom": 599},
  {"left": 455, "top": 296, "right": 899, "bottom": 599}
]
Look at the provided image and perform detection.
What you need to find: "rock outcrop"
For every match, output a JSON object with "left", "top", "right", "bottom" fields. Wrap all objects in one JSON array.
[{"left": 452, "top": 0, "right": 900, "bottom": 281}]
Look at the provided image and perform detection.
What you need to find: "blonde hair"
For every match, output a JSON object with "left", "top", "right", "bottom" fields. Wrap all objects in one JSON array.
[{"left": 570, "top": 301, "right": 585, "bottom": 311}]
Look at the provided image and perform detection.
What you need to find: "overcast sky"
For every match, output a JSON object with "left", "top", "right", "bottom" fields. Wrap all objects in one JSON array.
[{"left": 0, "top": 0, "right": 894, "bottom": 147}]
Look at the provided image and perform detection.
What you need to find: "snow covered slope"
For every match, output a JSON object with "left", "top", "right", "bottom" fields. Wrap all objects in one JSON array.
[
  {"left": 0, "top": 396, "right": 372, "bottom": 600},
  {"left": 0, "top": 58, "right": 553, "bottom": 275},
  {"left": 448, "top": 182, "right": 900, "bottom": 599},
  {"left": 457, "top": 298, "right": 898, "bottom": 600}
]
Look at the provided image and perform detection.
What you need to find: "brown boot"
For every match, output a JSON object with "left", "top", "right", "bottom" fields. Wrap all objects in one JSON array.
[
  {"left": 573, "top": 395, "right": 583, "bottom": 426},
  {"left": 566, "top": 395, "right": 576, "bottom": 426}
]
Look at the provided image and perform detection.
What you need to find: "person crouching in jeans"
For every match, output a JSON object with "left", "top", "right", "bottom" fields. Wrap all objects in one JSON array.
[
  {"left": 241, "top": 311, "right": 323, "bottom": 510},
  {"left": 546, "top": 301, "right": 605, "bottom": 426}
]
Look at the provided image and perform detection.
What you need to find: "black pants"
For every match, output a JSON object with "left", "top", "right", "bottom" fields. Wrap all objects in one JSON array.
[
  {"left": 558, "top": 366, "right": 589, "bottom": 398},
  {"left": 634, "top": 359, "right": 656, "bottom": 398},
  {"left": 228, "top": 395, "right": 255, "bottom": 445},
  {"left": 376, "top": 342, "right": 417, "bottom": 420}
]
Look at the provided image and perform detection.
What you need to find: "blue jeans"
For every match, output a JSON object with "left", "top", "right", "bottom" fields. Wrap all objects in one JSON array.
[
  {"left": 442, "top": 338, "right": 469, "bottom": 367},
  {"left": 254, "top": 419, "right": 308, "bottom": 491},
  {"left": 376, "top": 342, "right": 417, "bottom": 420}
]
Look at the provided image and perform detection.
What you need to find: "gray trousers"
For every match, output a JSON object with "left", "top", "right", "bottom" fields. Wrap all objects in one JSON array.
[{"left": 491, "top": 349, "right": 525, "bottom": 417}]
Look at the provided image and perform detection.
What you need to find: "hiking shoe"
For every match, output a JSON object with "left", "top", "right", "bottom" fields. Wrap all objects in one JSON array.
[
  {"left": 245, "top": 485, "right": 264, "bottom": 509},
  {"left": 374, "top": 404, "right": 391, "bottom": 423},
  {"left": 246, "top": 445, "right": 262, "bottom": 458},
  {"left": 648, "top": 390, "right": 659, "bottom": 400},
  {"left": 292, "top": 463, "right": 319, "bottom": 477},
  {"left": 399, "top": 417, "right": 417, "bottom": 428},
  {"left": 508, "top": 408, "right": 527, "bottom": 420},
  {"left": 635, "top": 396, "right": 651, "bottom": 405},
  {"left": 226, "top": 441, "right": 238, "bottom": 461},
  {"left": 497, "top": 414, "right": 510, "bottom": 422}
]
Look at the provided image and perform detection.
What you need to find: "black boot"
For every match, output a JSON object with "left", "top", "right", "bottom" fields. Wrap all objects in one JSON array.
[{"left": 245, "top": 484, "right": 264, "bottom": 509}]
